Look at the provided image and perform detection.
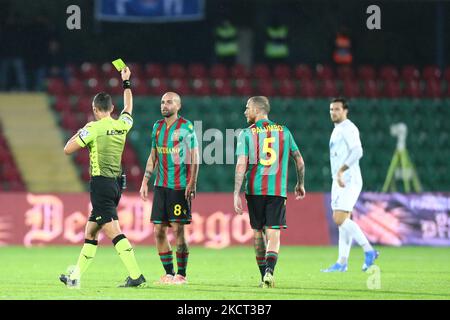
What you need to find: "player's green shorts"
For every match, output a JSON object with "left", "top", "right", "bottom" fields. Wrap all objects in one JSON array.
[
  {"left": 245, "top": 194, "right": 287, "bottom": 230},
  {"left": 89, "top": 176, "right": 122, "bottom": 225},
  {"left": 151, "top": 186, "right": 192, "bottom": 225}
]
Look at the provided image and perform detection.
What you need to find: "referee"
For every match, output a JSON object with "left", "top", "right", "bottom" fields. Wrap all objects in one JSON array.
[{"left": 59, "top": 67, "right": 146, "bottom": 288}]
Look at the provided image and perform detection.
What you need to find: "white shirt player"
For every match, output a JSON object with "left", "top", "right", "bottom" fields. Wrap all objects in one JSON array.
[{"left": 329, "top": 119, "right": 363, "bottom": 187}]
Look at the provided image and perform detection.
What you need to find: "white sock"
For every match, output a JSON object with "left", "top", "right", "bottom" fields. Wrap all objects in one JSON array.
[
  {"left": 337, "top": 226, "right": 353, "bottom": 265},
  {"left": 340, "top": 218, "right": 373, "bottom": 252}
]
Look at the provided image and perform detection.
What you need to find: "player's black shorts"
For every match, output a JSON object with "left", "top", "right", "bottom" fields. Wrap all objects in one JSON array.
[
  {"left": 245, "top": 194, "right": 287, "bottom": 230},
  {"left": 151, "top": 186, "right": 192, "bottom": 225},
  {"left": 88, "top": 176, "right": 122, "bottom": 226}
]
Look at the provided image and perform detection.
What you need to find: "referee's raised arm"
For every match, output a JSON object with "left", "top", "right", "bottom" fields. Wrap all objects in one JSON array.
[{"left": 121, "top": 67, "right": 133, "bottom": 115}]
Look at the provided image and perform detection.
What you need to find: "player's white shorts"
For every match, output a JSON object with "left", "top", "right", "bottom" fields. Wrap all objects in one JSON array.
[{"left": 331, "top": 179, "right": 362, "bottom": 212}]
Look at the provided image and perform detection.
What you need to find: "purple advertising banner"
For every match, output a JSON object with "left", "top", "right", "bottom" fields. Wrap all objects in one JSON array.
[{"left": 350, "top": 193, "right": 450, "bottom": 246}]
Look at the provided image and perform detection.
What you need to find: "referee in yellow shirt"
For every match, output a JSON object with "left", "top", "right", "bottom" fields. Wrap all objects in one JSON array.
[{"left": 59, "top": 67, "right": 146, "bottom": 288}]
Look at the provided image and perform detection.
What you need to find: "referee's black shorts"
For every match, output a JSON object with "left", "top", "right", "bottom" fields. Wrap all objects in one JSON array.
[
  {"left": 151, "top": 186, "right": 192, "bottom": 226},
  {"left": 88, "top": 176, "right": 122, "bottom": 226},
  {"left": 245, "top": 194, "right": 287, "bottom": 230}
]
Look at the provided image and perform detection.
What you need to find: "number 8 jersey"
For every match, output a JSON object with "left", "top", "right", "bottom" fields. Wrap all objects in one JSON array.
[{"left": 236, "top": 119, "right": 300, "bottom": 197}]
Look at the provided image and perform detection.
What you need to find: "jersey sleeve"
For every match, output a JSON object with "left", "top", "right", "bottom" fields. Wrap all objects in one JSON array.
[
  {"left": 286, "top": 128, "right": 299, "bottom": 154},
  {"left": 343, "top": 124, "right": 362, "bottom": 149},
  {"left": 150, "top": 122, "right": 159, "bottom": 150},
  {"left": 118, "top": 112, "right": 133, "bottom": 130},
  {"left": 236, "top": 129, "right": 249, "bottom": 156},
  {"left": 75, "top": 122, "right": 97, "bottom": 147},
  {"left": 185, "top": 121, "right": 198, "bottom": 150}
]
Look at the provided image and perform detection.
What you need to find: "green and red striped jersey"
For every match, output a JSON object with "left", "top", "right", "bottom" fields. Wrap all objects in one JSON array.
[
  {"left": 151, "top": 116, "right": 198, "bottom": 190},
  {"left": 236, "top": 119, "right": 300, "bottom": 197}
]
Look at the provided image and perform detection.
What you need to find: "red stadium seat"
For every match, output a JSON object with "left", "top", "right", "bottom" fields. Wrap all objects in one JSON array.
[
  {"left": 212, "top": 79, "right": 233, "bottom": 96},
  {"left": 231, "top": 64, "right": 250, "bottom": 79},
  {"left": 342, "top": 80, "right": 360, "bottom": 97},
  {"left": 315, "top": 64, "right": 334, "bottom": 80},
  {"left": 278, "top": 79, "right": 297, "bottom": 97},
  {"left": 149, "top": 77, "right": 169, "bottom": 96},
  {"left": 404, "top": 79, "right": 422, "bottom": 98},
  {"left": 273, "top": 64, "right": 291, "bottom": 79},
  {"left": 67, "top": 78, "right": 85, "bottom": 95},
  {"left": 53, "top": 95, "right": 72, "bottom": 113},
  {"left": 145, "top": 63, "right": 164, "bottom": 78},
  {"left": 422, "top": 65, "right": 441, "bottom": 81},
  {"left": 294, "top": 64, "right": 313, "bottom": 80},
  {"left": 401, "top": 65, "right": 420, "bottom": 82},
  {"left": 379, "top": 65, "right": 399, "bottom": 81},
  {"left": 86, "top": 78, "right": 106, "bottom": 95},
  {"left": 234, "top": 78, "right": 253, "bottom": 96},
  {"left": 252, "top": 64, "right": 271, "bottom": 79},
  {"left": 169, "top": 78, "right": 190, "bottom": 95},
  {"left": 126, "top": 62, "right": 143, "bottom": 79},
  {"left": 167, "top": 64, "right": 186, "bottom": 79},
  {"left": 74, "top": 96, "right": 93, "bottom": 114},
  {"left": 362, "top": 80, "right": 379, "bottom": 98},
  {"left": 444, "top": 67, "right": 450, "bottom": 82},
  {"left": 357, "top": 65, "right": 376, "bottom": 81},
  {"left": 320, "top": 79, "right": 338, "bottom": 97},
  {"left": 424, "top": 79, "right": 441, "bottom": 98},
  {"left": 191, "top": 78, "right": 211, "bottom": 96},
  {"left": 106, "top": 78, "right": 123, "bottom": 95},
  {"left": 80, "top": 62, "right": 100, "bottom": 80},
  {"left": 383, "top": 80, "right": 401, "bottom": 98},
  {"left": 61, "top": 111, "right": 80, "bottom": 131},
  {"left": 75, "top": 151, "right": 90, "bottom": 165},
  {"left": 336, "top": 66, "right": 354, "bottom": 80},
  {"left": 209, "top": 64, "right": 228, "bottom": 79},
  {"left": 47, "top": 78, "right": 66, "bottom": 95},
  {"left": 299, "top": 79, "right": 317, "bottom": 97},
  {"left": 133, "top": 78, "right": 150, "bottom": 96},
  {"left": 256, "top": 79, "right": 275, "bottom": 96},
  {"left": 188, "top": 64, "right": 207, "bottom": 78},
  {"left": 101, "top": 63, "right": 117, "bottom": 79}
]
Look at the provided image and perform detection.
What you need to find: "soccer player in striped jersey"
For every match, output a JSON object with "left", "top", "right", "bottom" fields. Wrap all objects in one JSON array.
[
  {"left": 234, "top": 96, "right": 306, "bottom": 288},
  {"left": 140, "top": 92, "right": 199, "bottom": 285}
]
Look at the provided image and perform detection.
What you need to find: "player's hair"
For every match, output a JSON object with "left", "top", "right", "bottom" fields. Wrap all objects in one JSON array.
[
  {"left": 93, "top": 92, "right": 113, "bottom": 112},
  {"left": 331, "top": 97, "right": 348, "bottom": 110},
  {"left": 249, "top": 96, "right": 270, "bottom": 114}
]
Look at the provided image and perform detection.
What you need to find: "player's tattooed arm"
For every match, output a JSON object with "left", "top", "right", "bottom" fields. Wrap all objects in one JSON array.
[
  {"left": 291, "top": 150, "right": 305, "bottom": 185},
  {"left": 185, "top": 147, "right": 199, "bottom": 200},
  {"left": 234, "top": 155, "right": 248, "bottom": 194},
  {"left": 143, "top": 148, "right": 157, "bottom": 183}
]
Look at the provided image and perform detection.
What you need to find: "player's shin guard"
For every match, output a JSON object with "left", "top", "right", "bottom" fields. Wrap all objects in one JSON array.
[
  {"left": 113, "top": 234, "right": 142, "bottom": 279},
  {"left": 265, "top": 251, "right": 278, "bottom": 274},
  {"left": 70, "top": 239, "right": 98, "bottom": 280},
  {"left": 159, "top": 251, "right": 175, "bottom": 276}
]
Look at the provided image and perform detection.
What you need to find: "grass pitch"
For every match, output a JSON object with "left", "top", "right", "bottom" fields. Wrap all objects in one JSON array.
[{"left": 0, "top": 246, "right": 449, "bottom": 300}]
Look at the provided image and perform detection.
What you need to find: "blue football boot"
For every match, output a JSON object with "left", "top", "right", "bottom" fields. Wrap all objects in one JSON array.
[
  {"left": 320, "top": 262, "right": 348, "bottom": 273},
  {"left": 362, "top": 250, "right": 379, "bottom": 271}
]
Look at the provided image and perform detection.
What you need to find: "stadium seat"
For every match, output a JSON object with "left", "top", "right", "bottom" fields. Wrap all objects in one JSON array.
[
  {"left": 149, "top": 77, "right": 169, "bottom": 96},
  {"left": 101, "top": 62, "right": 117, "bottom": 79},
  {"left": 362, "top": 80, "right": 379, "bottom": 98},
  {"left": 320, "top": 79, "right": 338, "bottom": 97},
  {"left": 133, "top": 78, "right": 150, "bottom": 96},
  {"left": 67, "top": 78, "right": 85, "bottom": 96},
  {"left": 424, "top": 79, "right": 442, "bottom": 98},
  {"left": 273, "top": 64, "right": 291, "bottom": 79},
  {"left": 342, "top": 80, "right": 360, "bottom": 97},
  {"left": 336, "top": 66, "right": 354, "bottom": 80},
  {"left": 278, "top": 79, "right": 297, "bottom": 97},
  {"left": 145, "top": 63, "right": 164, "bottom": 78},
  {"left": 169, "top": 78, "right": 190, "bottom": 95},
  {"left": 256, "top": 79, "right": 275, "bottom": 96},
  {"left": 253, "top": 64, "right": 271, "bottom": 79},
  {"left": 379, "top": 65, "right": 399, "bottom": 81},
  {"left": 86, "top": 78, "right": 106, "bottom": 95},
  {"left": 80, "top": 62, "right": 100, "bottom": 80},
  {"left": 357, "top": 65, "right": 376, "bottom": 81},
  {"left": 188, "top": 63, "right": 207, "bottom": 78},
  {"left": 167, "top": 64, "right": 186, "bottom": 78},
  {"left": 191, "top": 78, "right": 211, "bottom": 96},
  {"left": 315, "top": 64, "right": 334, "bottom": 80},
  {"left": 209, "top": 64, "right": 228, "bottom": 79},
  {"left": 231, "top": 64, "right": 250, "bottom": 79},
  {"left": 212, "top": 79, "right": 233, "bottom": 96},
  {"left": 383, "top": 80, "right": 401, "bottom": 98},
  {"left": 422, "top": 65, "right": 441, "bottom": 81},
  {"left": 294, "top": 64, "right": 313, "bottom": 80},
  {"left": 234, "top": 78, "right": 253, "bottom": 96},
  {"left": 299, "top": 79, "right": 317, "bottom": 97},
  {"left": 401, "top": 65, "right": 420, "bottom": 82},
  {"left": 126, "top": 62, "right": 144, "bottom": 79},
  {"left": 106, "top": 78, "right": 123, "bottom": 95},
  {"left": 404, "top": 80, "right": 422, "bottom": 98},
  {"left": 53, "top": 95, "right": 72, "bottom": 113},
  {"left": 47, "top": 78, "right": 66, "bottom": 95}
]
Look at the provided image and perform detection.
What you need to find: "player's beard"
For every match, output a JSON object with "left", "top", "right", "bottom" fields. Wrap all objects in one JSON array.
[{"left": 162, "top": 110, "right": 174, "bottom": 118}]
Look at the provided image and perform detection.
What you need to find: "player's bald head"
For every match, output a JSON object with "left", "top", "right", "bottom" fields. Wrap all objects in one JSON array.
[
  {"left": 162, "top": 92, "right": 181, "bottom": 105},
  {"left": 248, "top": 96, "right": 270, "bottom": 115}
]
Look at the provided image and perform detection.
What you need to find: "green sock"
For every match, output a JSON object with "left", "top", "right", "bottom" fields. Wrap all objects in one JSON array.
[
  {"left": 70, "top": 239, "right": 98, "bottom": 280},
  {"left": 113, "top": 234, "right": 142, "bottom": 279}
]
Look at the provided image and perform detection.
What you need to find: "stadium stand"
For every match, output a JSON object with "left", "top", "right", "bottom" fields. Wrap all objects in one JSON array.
[{"left": 43, "top": 63, "right": 450, "bottom": 192}]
